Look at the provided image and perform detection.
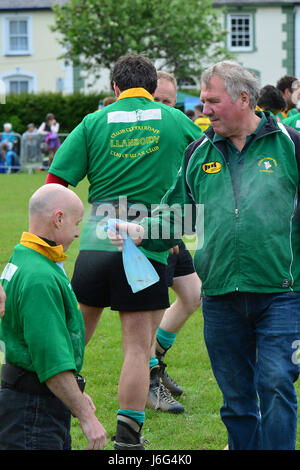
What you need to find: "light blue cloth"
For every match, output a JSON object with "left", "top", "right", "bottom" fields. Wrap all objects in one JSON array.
[{"left": 105, "top": 219, "right": 159, "bottom": 293}]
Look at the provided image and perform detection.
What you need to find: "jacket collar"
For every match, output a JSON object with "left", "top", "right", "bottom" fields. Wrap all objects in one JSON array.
[{"left": 20, "top": 232, "right": 67, "bottom": 262}]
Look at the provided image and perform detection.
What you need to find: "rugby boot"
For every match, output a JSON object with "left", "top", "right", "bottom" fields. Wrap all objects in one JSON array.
[
  {"left": 156, "top": 341, "right": 183, "bottom": 397},
  {"left": 113, "top": 415, "right": 148, "bottom": 450},
  {"left": 146, "top": 365, "right": 184, "bottom": 413}
]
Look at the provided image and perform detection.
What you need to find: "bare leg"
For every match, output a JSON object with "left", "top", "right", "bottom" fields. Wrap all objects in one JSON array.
[
  {"left": 160, "top": 272, "right": 202, "bottom": 333},
  {"left": 150, "top": 273, "right": 201, "bottom": 356},
  {"left": 118, "top": 309, "right": 164, "bottom": 410},
  {"left": 79, "top": 303, "right": 104, "bottom": 345}
]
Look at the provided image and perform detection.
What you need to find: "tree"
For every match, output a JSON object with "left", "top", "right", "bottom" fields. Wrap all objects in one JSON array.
[{"left": 52, "top": 0, "right": 230, "bottom": 80}]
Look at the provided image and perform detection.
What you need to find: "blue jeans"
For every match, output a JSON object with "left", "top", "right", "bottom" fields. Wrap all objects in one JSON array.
[
  {"left": 202, "top": 292, "right": 300, "bottom": 450},
  {"left": 0, "top": 388, "right": 72, "bottom": 450}
]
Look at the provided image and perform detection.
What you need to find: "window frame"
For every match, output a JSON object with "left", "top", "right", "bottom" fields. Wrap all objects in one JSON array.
[
  {"left": 2, "top": 14, "right": 33, "bottom": 56},
  {"left": 227, "top": 13, "right": 254, "bottom": 53},
  {"left": 0, "top": 69, "right": 37, "bottom": 94}
]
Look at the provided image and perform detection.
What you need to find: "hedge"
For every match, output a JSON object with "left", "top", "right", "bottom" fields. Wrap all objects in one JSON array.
[{"left": 0, "top": 91, "right": 111, "bottom": 134}]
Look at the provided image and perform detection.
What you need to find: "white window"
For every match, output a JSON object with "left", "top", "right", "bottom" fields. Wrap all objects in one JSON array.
[
  {"left": 227, "top": 14, "right": 253, "bottom": 52},
  {"left": 2, "top": 15, "right": 33, "bottom": 55},
  {"left": 9, "top": 78, "right": 29, "bottom": 94},
  {"left": 0, "top": 69, "right": 36, "bottom": 94}
]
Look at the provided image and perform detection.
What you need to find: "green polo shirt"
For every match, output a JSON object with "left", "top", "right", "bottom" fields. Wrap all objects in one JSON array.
[
  {"left": 213, "top": 111, "right": 266, "bottom": 202},
  {"left": 0, "top": 234, "right": 85, "bottom": 383}
]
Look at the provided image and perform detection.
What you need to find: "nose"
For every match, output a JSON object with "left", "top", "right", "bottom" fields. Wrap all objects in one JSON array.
[{"left": 203, "top": 102, "right": 212, "bottom": 116}]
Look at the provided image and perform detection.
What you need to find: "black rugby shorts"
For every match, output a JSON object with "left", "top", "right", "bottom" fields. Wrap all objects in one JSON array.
[
  {"left": 71, "top": 250, "right": 170, "bottom": 311},
  {"left": 166, "top": 241, "right": 196, "bottom": 287}
]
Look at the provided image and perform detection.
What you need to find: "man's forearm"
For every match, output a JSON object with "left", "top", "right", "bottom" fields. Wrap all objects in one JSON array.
[
  {"left": 46, "top": 370, "right": 91, "bottom": 420},
  {"left": 46, "top": 370, "right": 107, "bottom": 449}
]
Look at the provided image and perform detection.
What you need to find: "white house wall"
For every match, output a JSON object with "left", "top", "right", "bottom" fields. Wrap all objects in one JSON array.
[
  {"left": 0, "top": 10, "right": 73, "bottom": 94},
  {"left": 231, "top": 7, "right": 287, "bottom": 87}
]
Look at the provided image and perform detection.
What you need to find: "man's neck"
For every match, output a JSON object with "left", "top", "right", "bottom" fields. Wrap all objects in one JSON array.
[{"left": 229, "top": 113, "right": 261, "bottom": 151}]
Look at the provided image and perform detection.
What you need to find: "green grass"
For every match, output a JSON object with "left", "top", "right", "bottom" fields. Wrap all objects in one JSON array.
[{"left": 1, "top": 172, "right": 300, "bottom": 450}]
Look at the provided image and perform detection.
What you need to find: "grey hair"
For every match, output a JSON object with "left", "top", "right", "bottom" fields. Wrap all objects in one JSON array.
[
  {"left": 201, "top": 61, "right": 260, "bottom": 110},
  {"left": 157, "top": 70, "right": 177, "bottom": 90}
]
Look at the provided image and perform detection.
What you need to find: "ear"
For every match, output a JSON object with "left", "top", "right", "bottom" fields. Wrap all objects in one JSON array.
[
  {"left": 113, "top": 82, "right": 121, "bottom": 98},
  {"left": 53, "top": 209, "right": 64, "bottom": 228},
  {"left": 240, "top": 91, "right": 250, "bottom": 109}
]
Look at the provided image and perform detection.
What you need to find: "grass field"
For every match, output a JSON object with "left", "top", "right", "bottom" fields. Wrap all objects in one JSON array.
[{"left": 1, "top": 172, "right": 300, "bottom": 451}]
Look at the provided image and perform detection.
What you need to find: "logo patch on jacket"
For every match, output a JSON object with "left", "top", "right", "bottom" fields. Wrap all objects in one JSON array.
[
  {"left": 202, "top": 161, "right": 222, "bottom": 174},
  {"left": 258, "top": 157, "right": 278, "bottom": 173}
]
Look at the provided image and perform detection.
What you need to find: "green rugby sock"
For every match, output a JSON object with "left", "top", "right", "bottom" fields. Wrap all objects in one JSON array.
[
  {"left": 149, "top": 356, "right": 159, "bottom": 368},
  {"left": 156, "top": 326, "right": 177, "bottom": 351},
  {"left": 117, "top": 409, "right": 145, "bottom": 427}
]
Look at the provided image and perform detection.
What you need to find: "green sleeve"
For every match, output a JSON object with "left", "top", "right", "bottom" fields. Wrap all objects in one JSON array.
[
  {"left": 20, "top": 279, "right": 77, "bottom": 382},
  {"left": 49, "top": 119, "right": 88, "bottom": 186},
  {"left": 141, "top": 152, "right": 196, "bottom": 252}
]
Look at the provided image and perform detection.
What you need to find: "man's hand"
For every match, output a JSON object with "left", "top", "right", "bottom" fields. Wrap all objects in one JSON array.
[
  {"left": 46, "top": 371, "right": 107, "bottom": 450},
  {"left": 0, "top": 284, "right": 6, "bottom": 318},
  {"left": 169, "top": 245, "right": 179, "bottom": 255},
  {"left": 107, "top": 221, "right": 145, "bottom": 251}
]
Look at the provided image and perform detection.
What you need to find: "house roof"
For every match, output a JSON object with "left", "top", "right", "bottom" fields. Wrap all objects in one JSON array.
[
  {"left": 0, "top": 0, "right": 68, "bottom": 10},
  {"left": 1, "top": 0, "right": 295, "bottom": 9},
  {"left": 213, "top": 0, "right": 294, "bottom": 4}
]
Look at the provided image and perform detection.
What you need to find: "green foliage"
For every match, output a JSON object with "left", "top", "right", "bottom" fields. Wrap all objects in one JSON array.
[
  {"left": 52, "top": 0, "right": 231, "bottom": 79},
  {"left": 0, "top": 92, "right": 105, "bottom": 134}
]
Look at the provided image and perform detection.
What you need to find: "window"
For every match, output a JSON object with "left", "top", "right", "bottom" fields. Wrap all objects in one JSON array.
[
  {"left": 2, "top": 15, "right": 33, "bottom": 55},
  {"left": 9, "top": 20, "right": 28, "bottom": 52},
  {"left": 9, "top": 79, "right": 29, "bottom": 94},
  {"left": 227, "top": 14, "right": 253, "bottom": 52},
  {"left": 177, "top": 77, "right": 197, "bottom": 89},
  {"left": 1, "top": 69, "right": 36, "bottom": 94}
]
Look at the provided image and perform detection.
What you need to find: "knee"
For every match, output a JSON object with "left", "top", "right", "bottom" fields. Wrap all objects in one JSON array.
[
  {"left": 257, "top": 362, "right": 298, "bottom": 397},
  {"left": 177, "top": 294, "right": 202, "bottom": 316}
]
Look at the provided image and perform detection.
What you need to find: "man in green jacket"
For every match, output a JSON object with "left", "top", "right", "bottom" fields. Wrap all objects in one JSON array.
[
  {"left": 109, "top": 61, "right": 300, "bottom": 450},
  {"left": 0, "top": 184, "right": 107, "bottom": 450}
]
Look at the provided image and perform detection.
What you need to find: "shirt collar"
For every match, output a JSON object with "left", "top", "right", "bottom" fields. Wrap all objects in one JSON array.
[
  {"left": 117, "top": 88, "right": 154, "bottom": 101},
  {"left": 20, "top": 232, "right": 67, "bottom": 262}
]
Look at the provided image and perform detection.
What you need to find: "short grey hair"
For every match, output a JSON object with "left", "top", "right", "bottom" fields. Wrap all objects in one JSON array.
[
  {"left": 201, "top": 61, "right": 260, "bottom": 110},
  {"left": 157, "top": 70, "right": 177, "bottom": 90}
]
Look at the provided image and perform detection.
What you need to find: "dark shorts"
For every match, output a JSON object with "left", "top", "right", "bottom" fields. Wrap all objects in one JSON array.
[
  {"left": 71, "top": 250, "right": 170, "bottom": 311},
  {"left": 166, "top": 241, "right": 196, "bottom": 287}
]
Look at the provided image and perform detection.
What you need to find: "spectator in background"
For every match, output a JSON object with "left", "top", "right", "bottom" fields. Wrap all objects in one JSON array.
[
  {"left": 282, "top": 83, "right": 300, "bottom": 131},
  {"left": 22, "top": 123, "right": 40, "bottom": 163},
  {"left": 38, "top": 113, "right": 61, "bottom": 166},
  {"left": 0, "top": 143, "right": 20, "bottom": 173},
  {"left": 1, "top": 123, "right": 16, "bottom": 151},
  {"left": 103, "top": 96, "right": 116, "bottom": 106},
  {"left": 256, "top": 85, "right": 286, "bottom": 120},
  {"left": 194, "top": 103, "right": 211, "bottom": 131},
  {"left": 185, "top": 109, "right": 195, "bottom": 120},
  {"left": 0, "top": 150, "right": 5, "bottom": 174},
  {"left": 276, "top": 75, "right": 299, "bottom": 121}
]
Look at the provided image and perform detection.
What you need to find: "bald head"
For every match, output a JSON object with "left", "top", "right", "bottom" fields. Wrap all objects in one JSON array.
[{"left": 29, "top": 184, "right": 84, "bottom": 251}]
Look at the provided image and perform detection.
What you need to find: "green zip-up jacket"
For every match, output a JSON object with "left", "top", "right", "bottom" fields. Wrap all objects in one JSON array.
[{"left": 141, "top": 112, "right": 300, "bottom": 295}]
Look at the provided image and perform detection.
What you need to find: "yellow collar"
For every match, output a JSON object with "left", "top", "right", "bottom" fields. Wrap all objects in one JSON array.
[
  {"left": 20, "top": 232, "right": 67, "bottom": 262},
  {"left": 118, "top": 88, "right": 154, "bottom": 101}
]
